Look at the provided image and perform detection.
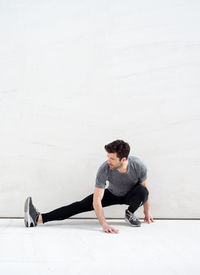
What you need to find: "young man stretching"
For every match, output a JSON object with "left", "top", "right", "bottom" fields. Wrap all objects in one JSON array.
[{"left": 24, "top": 139, "right": 154, "bottom": 233}]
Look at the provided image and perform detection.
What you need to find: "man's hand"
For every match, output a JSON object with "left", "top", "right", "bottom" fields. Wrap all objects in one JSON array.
[
  {"left": 102, "top": 223, "right": 119, "bottom": 234},
  {"left": 144, "top": 210, "right": 154, "bottom": 224}
]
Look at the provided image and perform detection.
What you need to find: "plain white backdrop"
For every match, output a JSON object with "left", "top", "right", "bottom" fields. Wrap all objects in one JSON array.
[{"left": 0, "top": 0, "right": 200, "bottom": 219}]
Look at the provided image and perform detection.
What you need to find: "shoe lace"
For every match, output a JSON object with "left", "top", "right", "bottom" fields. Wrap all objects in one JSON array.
[
  {"left": 129, "top": 212, "right": 138, "bottom": 221},
  {"left": 32, "top": 204, "right": 40, "bottom": 215}
]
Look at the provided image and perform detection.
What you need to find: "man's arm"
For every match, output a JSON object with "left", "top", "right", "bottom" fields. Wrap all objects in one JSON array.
[
  {"left": 139, "top": 179, "right": 150, "bottom": 211},
  {"left": 93, "top": 187, "right": 119, "bottom": 233},
  {"left": 139, "top": 180, "right": 154, "bottom": 223},
  {"left": 93, "top": 187, "right": 107, "bottom": 226}
]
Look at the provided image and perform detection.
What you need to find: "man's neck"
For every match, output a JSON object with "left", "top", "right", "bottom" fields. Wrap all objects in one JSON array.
[{"left": 117, "top": 160, "right": 129, "bottom": 174}]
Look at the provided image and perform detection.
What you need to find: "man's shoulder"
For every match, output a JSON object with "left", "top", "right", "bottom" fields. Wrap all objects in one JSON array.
[
  {"left": 97, "top": 160, "right": 109, "bottom": 173},
  {"left": 128, "top": 155, "right": 142, "bottom": 163},
  {"left": 128, "top": 155, "right": 146, "bottom": 168}
]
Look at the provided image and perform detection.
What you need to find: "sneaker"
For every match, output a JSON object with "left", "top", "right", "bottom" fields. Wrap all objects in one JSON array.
[
  {"left": 24, "top": 197, "right": 40, "bottom": 227},
  {"left": 125, "top": 209, "right": 141, "bottom": 227}
]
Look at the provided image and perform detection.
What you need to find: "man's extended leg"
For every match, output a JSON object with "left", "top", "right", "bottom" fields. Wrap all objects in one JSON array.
[
  {"left": 41, "top": 193, "right": 94, "bottom": 224},
  {"left": 41, "top": 189, "right": 125, "bottom": 224},
  {"left": 24, "top": 189, "right": 129, "bottom": 227}
]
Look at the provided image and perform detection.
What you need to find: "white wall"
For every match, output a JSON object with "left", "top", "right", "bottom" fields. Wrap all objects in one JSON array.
[{"left": 0, "top": 0, "right": 200, "bottom": 218}]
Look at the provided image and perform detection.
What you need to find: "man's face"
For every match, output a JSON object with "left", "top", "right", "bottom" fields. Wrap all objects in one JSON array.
[{"left": 107, "top": 152, "right": 126, "bottom": 170}]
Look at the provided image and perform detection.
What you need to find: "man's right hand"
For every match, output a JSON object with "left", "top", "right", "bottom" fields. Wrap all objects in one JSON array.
[{"left": 102, "top": 223, "right": 119, "bottom": 234}]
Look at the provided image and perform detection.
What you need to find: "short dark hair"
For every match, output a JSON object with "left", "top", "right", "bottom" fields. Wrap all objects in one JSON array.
[{"left": 104, "top": 139, "right": 130, "bottom": 161}]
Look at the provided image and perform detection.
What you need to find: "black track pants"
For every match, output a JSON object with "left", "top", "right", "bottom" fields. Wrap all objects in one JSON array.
[{"left": 42, "top": 183, "right": 149, "bottom": 224}]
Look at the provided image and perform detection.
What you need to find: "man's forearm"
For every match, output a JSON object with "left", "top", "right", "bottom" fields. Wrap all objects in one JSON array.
[
  {"left": 143, "top": 198, "right": 150, "bottom": 211},
  {"left": 93, "top": 201, "right": 108, "bottom": 226},
  {"left": 142, "top": 182, "right": 150, "bottom": 211}
]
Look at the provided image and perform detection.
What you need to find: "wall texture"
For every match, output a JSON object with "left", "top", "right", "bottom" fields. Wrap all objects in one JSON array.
[{"left": 0, "top": 0, "right": 200, "bottom": 218}]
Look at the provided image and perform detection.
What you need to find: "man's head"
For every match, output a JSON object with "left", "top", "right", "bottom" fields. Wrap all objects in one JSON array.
[{"left": 104, "top": 139, "right": 130, "bottom": 169}]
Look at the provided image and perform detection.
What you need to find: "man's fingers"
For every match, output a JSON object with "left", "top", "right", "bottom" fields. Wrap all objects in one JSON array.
[
  {"left": 144, "top": 217, "right": 150, "bottom": 223},
  {"left": 144, "top": 215, "right": 154, "bottom": 224},
  {"left": 104, "top": 227, "right": 119, "bottom": 234},
  {"left": 105, "top": 230, "right": 113, "bottom": 233},
  {"left": 111, "top": 227, "right": 119, "bottom": 233}
]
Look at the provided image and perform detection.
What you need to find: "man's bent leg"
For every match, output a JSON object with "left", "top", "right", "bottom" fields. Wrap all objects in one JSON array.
[
  {"left": 125, "top": 183, "right": 149, "bottom": 213},
  {"left": 101, "top": 189, "right": 125, "bottom": 207}
]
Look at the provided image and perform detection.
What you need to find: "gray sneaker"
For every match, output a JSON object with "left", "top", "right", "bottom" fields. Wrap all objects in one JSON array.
[
  {"left": 24, "top": 197, "right": 40, "bottom": 227},
  {"left": 125, "top": 209, "right": 141, "bottom": 227}
]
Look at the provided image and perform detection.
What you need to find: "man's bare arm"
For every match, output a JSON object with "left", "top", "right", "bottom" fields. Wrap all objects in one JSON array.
[
  {"left": 139, "top": 180, "right": 154, "bottom": 223},
  {"left": 93, "top": 187, "right": 119, "bottom": 233},
  {"left": 139, "top": 180, "right": 150, "bottom": 211}
]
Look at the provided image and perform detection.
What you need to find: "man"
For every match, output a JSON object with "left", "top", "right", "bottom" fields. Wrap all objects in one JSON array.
[{"left": 24, "top": 139, "right": 154, "bottom": 234}]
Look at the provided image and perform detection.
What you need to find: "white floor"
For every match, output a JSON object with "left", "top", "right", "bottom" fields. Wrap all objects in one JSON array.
[{"left": 0, "top": 219, "right": 200, "bottom": 275}]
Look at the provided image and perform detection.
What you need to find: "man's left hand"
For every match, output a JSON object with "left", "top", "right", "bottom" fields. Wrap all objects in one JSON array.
[{"left": 144, "top": 210, "right": 154, "bottom": 224}]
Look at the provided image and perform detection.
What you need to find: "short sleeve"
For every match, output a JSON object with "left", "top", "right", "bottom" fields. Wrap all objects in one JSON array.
[
  {"left": 95, "top": 161, "right": 108, "bottom": 189},
  {"left": 135, "top": 158, "right": 147, "bottom": 183}
]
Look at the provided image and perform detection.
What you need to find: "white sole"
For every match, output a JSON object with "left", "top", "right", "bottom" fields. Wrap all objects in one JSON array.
[{"left": 125, "top": 217, "right": 141, "bottom": 227}]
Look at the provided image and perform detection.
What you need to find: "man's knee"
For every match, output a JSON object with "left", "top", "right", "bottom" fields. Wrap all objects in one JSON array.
[{"left": 138, "top": 185, "right": 149, "bottom": 202}]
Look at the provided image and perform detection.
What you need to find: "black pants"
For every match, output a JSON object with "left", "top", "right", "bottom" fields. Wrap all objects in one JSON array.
[{"left": 42, "top": 183, "right": 149, "bottom": 224}]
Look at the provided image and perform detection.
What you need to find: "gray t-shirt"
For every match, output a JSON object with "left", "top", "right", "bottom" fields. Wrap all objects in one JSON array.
[{"left": 95, "top": 155, "right": 147, "bottom": 196}]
